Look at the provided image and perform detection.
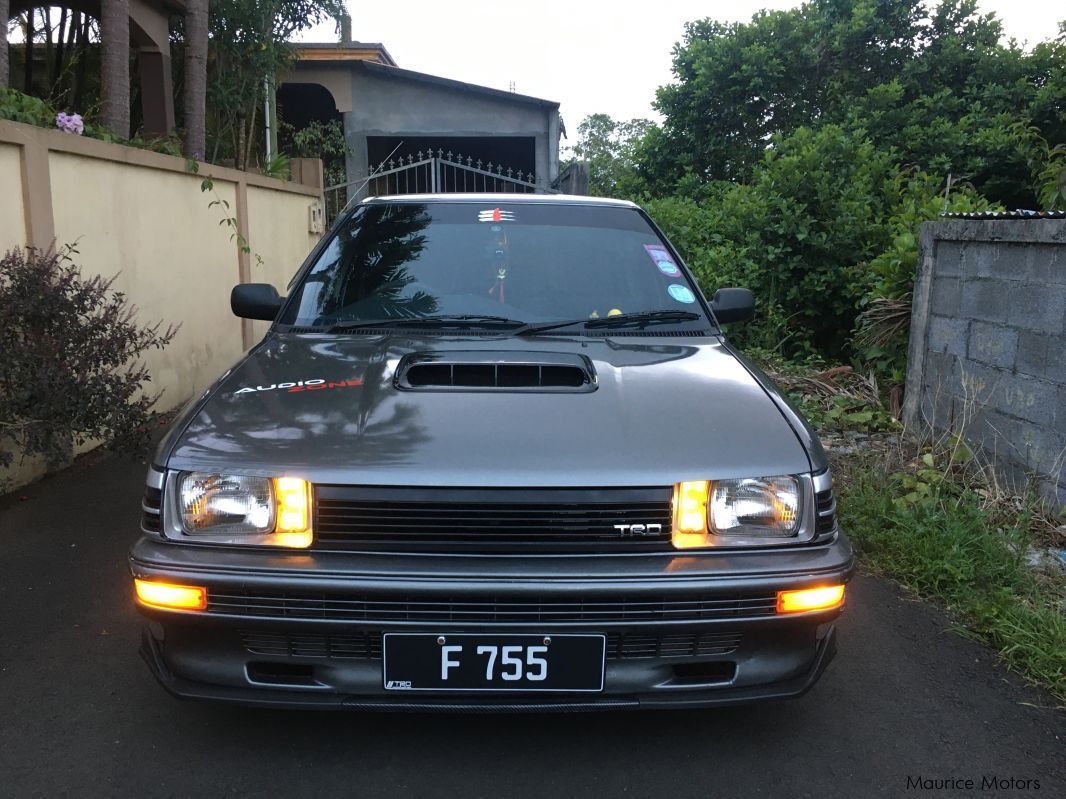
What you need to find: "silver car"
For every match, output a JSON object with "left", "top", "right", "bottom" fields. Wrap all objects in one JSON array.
[{"left": 130, "top": 194, "right": 853, "bottom": 710}]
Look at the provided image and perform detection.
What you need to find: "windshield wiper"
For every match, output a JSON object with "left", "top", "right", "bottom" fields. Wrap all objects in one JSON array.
[
  {"left": 515, "top": 310, "right": 702, "bottom": 336},
  {"left": 328, "top": 315, "right": 527, "bottom": 332},
  {"left": 585, "top": 310, "right": 702, "bottom": 328}
]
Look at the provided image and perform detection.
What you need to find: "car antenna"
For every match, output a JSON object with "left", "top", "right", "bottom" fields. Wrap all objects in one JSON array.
[{"left": 337, "top": 141, "right": 405, "bottom": 219}]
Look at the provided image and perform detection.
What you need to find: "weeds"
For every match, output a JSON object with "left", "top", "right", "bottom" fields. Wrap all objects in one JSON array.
[
  {"left": 752, "top": 349, "right": 900, "bottom": 433},
  {"left": 753, "top": 351, "right": 1066, "bottom": 703},
  {"left": 832, "top": 436, "right": 1066, "bottom": 705}
]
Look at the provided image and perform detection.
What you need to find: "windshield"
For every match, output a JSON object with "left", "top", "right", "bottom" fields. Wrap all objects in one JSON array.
[{"left": 279, "top": 201, "right": 709, "bottom": 330}]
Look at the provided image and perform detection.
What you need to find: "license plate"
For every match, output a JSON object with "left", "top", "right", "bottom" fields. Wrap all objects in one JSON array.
[{"left": 383, "top": 634, "right": 606, "bottom": 692}]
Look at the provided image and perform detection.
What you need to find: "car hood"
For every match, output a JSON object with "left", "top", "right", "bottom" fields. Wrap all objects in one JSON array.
[{"left": 163, "top": 333, "right": 812, "bottom": 486}]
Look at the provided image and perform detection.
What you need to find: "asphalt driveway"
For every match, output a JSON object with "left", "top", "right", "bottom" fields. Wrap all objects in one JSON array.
[{"left": 1, "top": 450, "right": 1063, "bottom": 798}]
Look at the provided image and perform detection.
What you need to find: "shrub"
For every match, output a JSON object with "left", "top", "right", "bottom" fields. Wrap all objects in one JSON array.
[
  {"left": 0, "top": 88, "right": 184, "bottom": 158},
  {"left": 853, "top": 172, "right": 997, "bottom": 383},
  {"left": 0, "top": 247, "right": 177, "bottom": 481},
  {"left": 0, "top": 87, "right": 57, "bottom": 128},
  {"left": 644, "top": 127, "right": 1000, "bottom": 375},
  {"left": 645, "top": 125, "right": 901, "bottom": 357}
]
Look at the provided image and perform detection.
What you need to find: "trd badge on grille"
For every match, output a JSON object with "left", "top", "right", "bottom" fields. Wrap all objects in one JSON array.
[{"left": 613, "top": 523, "right": 662, "bottom": 536}]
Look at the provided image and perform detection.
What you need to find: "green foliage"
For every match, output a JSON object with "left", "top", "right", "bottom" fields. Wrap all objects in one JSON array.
[
  {"left": 641, "top": 128, "right": 999, "bottom": 372},
  {"left": 263, "top": 151, "right": 291, "bottom": 181},
  {"left": 853, "top": 173, "right": 997, "bottom": 380},
  {"left": 0, "top": 87, "right": 57, "bottom": 127},
  {"left": 566, "top": 113, "right": 654, "bottom": 197},
  {"left": 1035, "top": 142, "right": 1066, "bottom": 210},
  {"left": 803, "top": 393, "right": 899, "bottom": 434},
  {"left": 748, "top": 349, "right": 899, "bottom": 433},
  {"left": 200, "top": 177, "right": 264, "bottom": 267},
  {"left": 0, "top": 247, "right": 176, "bottom": 482},
  {"left": 646, "top": 126, "right": 907, "bottom": 356},
  {"left": 642, "top": 0, "right": 1066, "bottom": 208},
  {"left": 840, "top": 460, "right": 1066, "bottom": 703},
  {"left": 279, "top": 118, "right": 349, "bottom": 189},
  {"left": 206, "top": 1, "right": 346, "bottom": 168},
  {"left": 0, "top": 87, "right": 184, "bottom": 157}
]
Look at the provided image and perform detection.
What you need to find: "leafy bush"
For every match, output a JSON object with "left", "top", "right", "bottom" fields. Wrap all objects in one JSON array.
[
  {"left": 853, "top": 173, "right": 997, "bottom": 382},
  {"left": 1, "top": 88, "right": 183, "bottom": 157},
  {"left": 646, "top": 126, "right": 905, "bottom": 357},
  {"left": 749, "top": 350, "right": 899, "bottom": 433},
  {"left": 0, "top": 247, "right": 177, "bottom": 480},
  {"left": 280, "top": 118, "right": 348, "bottom": 188},
  {"left": 0, "top": 88, "right": 57, "bottom": 128},
  {"left": 643, "top": 126, "right": 1002, "bottom": 376}
]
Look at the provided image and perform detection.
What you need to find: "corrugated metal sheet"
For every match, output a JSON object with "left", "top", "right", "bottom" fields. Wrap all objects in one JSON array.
[{"left": 941, "top": 210, "right": 1066, "bottom": 220}]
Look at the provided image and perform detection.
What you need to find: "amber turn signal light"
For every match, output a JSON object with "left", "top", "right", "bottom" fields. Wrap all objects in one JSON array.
[
  {"left": 134, "top": 579, "right": 207, "bottom": 611},
  {"left": 273, "top": 477, "right": 313, "bottom": 547},
  {"left": 672, "top": 480, "right": 711, "bottom": 549},
  {"left": 776, "top": 584, "right": 845, "bottom": 614}
]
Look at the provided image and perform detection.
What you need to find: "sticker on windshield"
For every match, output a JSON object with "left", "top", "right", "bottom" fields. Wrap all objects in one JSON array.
[
  {"left": 667, "top": 284, "right": 696, "bottom": 304},
  {"left": 643, "top": 244, "right": 681, "bottom": 276},
  {"left": 478, "top": 208, "right": 514, "bottom": 222}
]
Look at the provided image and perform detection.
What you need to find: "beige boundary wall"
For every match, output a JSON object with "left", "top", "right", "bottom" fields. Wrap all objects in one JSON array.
[{"left": 0, "top": 119, "right": 325, "bottom": 489}]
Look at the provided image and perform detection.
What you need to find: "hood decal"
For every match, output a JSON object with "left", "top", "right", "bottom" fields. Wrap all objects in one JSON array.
[{"left": 233, "top": 378, "right": 363, "bottom": 396}]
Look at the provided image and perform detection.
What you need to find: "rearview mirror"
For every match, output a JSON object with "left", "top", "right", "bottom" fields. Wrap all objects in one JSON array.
[
  {"left": 710, "top": 287, "right": 755, "bottom": 324},
  {"left": 231, "top": 283, "right": 284, "bottom": 321}
]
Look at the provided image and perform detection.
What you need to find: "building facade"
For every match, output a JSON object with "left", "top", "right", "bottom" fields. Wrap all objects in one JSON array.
[{"left": 279, "top": 41, "right": 563, "bottom": 204}]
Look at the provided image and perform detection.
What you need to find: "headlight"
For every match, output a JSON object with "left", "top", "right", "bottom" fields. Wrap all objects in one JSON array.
[
  {"left": 175, "top": 472, "right": 312, "bottom": 547},
  {"left": 710, "top": 476, "right": 800, "bottom": 537},
  {"left": 673, "top": 475, "right": 802, "bottom": 549}
]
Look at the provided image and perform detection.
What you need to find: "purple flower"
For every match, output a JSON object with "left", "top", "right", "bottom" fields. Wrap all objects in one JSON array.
[{"left": 56, "top": 112, "right": 84, "bottom": 135}]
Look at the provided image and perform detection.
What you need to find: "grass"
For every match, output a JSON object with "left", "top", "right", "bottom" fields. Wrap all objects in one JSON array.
[{"left": 836, "top": 454, "right": 1066, "bottom": 705}]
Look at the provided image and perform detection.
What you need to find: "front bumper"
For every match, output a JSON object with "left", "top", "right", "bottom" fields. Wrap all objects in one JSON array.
[{"left": 129, "top": 534, "right": 854, "bottom": 711}]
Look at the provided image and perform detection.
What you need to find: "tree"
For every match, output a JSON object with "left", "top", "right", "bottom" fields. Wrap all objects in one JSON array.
[
  {"left": 643, "top": 0, "right": 1065, "bottom": 206},
  {"left": 207, "top": 1, "right": 345, "bottom": 169},
  {"left": 643, "top": 125, "right": 995, "bottom": 360},
  {"left": 569, "top": 113, "right": 653, "bottom": 197},
  {"left": 0, "top": 0, "right": 9, "bottom": 89},
  {"left": 99, "top": 0, "right": 129, "bottom": 137},
  {"left": 183, "top": 0, "right": 208, "bottom": 159}
]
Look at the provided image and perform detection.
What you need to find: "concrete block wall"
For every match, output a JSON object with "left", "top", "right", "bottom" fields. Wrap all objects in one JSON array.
[{"left": 904, "top": 219, "right": 1066, "bottom": 510}]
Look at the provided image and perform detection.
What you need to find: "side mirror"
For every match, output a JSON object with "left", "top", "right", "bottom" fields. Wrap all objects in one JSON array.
[
  {"left": 710, "top": 287, "right": 755, "bottom": 324},
  {"left": 231, "top": 283, "right": 284, "bottom": 321}
]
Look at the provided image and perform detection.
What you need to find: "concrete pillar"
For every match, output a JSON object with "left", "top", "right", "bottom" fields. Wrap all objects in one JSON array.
[
  {"left": 343, "top": 111, "right": 370, "bottom": 200},
  {"left": 547, "top": 109, "right": 561, "bottom": 184},
  {"left": 533, "top": 133, "right": 548, "bottom": 190},
  {"left": 138, "top": 48, "right": 175, "bottom": 136}
]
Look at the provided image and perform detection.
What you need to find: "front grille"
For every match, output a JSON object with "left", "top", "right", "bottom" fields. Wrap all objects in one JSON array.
[
  {"left": 208, "top": 589, "right": 778, "bottom": 624},
  {"left": 815, "top": 489, "right": 837, "bottom": 537},
  {"left": 313, "top": 486, "right": 675, "bottom": 552},
  {"left": 142, "top": 486, "right": 162, "bottom": 533},
  {"left": 608, "top": 630, "right": 742, "bottom": 659},
  {"left": 241, "top": 630, "right": 383, "bottom": 660},
  {"left": 239, "top": 629, "right": 742, "bottom": 661}
]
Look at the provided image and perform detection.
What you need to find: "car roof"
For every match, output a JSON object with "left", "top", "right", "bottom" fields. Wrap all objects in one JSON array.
[{"left": 361, "top": 193, "right": 639, "bottom": 209}]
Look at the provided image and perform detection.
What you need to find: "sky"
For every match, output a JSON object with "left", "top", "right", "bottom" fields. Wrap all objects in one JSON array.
[{"left": 300, "top": 0, "right": 1064, "bottom": 139}]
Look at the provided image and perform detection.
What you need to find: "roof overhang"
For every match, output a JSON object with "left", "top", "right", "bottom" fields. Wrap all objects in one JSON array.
[{"left": 294, "top": 42, "right": 398, "bottom": 67}]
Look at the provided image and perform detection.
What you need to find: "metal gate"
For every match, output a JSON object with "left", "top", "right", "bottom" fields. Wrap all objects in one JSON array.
[{"left": 325, "top": 149, "right": 555, "bottom": 223}]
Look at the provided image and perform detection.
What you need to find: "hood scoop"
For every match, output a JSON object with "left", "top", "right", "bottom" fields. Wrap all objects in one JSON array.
[{"left": 396, "top": 351, "right": 597, "bottom": 393}]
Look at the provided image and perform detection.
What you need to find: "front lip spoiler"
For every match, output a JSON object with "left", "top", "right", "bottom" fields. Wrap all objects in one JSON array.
[
  {"left": 129, "top": 534, "right": 856, "bottom": 594},
  {"left": 139, "top": 624, "right": 838, "bottom": 712}
]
